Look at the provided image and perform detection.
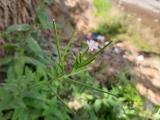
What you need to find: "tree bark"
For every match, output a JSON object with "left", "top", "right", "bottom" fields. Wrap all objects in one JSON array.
[
  {"left": 0, "top": 0, "right": 96, "bottom": 35},
  {"left": 0, "top": 0, "right": 39, "bottom": 30}
]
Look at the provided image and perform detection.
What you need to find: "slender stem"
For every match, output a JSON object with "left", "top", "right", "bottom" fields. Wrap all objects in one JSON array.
[
  {"left": 48, "top": 84, "right": 76, "bottom": 114},
  {"left": 66, "top": 78, "right": 118, "bottom": 97},
  {"left": 26, "top": 68, "right": 87, "bottom": 91},
  {"left": 52, "top": 20, "right": 62, "bottom": 63},
  {"left": 79, "top": 41, "right": 112, "bottom": 68},
  {"left": 56, "top": 94, "right": 76, "bottom": 114},
  {"left": 55, "top": 68, "right": 87, "bottom": 80}
]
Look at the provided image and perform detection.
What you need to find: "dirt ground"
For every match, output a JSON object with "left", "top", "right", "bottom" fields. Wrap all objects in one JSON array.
[
  {"left": 91, "top": 40, "right": 160, "bottom": 105},
  {"left": 112, "top": 0, "right": 160, "bottom": 52},
  {"left": 93, "top": 0, "right": 160, "bottom": 105}
]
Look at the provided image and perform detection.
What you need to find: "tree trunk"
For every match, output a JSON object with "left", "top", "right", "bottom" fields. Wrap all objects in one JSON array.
[
  {"left": 0, "top": 0, "right": 97, "bottom": 36},
  {"left": 0, "top": 0, "right": 39, "bottom": 30}
]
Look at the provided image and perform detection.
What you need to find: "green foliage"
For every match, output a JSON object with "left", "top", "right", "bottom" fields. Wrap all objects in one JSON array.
[
  {"left": 6, "top": 24, "right": 32, "bottom": 33},
  {"left": 0, "top": 17, "right": 113, "bottom": 120},
  {"left": 44, "top": 0, "right": 55, "bottom": 5},
  {"left": 36, "top": 6, "right": 51, "bottom": 29},
  {"left": 96, "top": 22, "right": 126, "bottom": 37},
  {"left": 70, "top": 71, "right": 152, "bottom": 120},
  {"left": 0, "top": 2, "right": 157, "bottom": 120},
  {"left": 93, "top": 0, "right": 112, "bottom": 18},
  {"left": 126, "top": 33, "right": 153, "bottom": 52},
  {"left": 152, "top": 108, "right": 160, "bottom": 120},
  {"left": 94, "top": 6, "right": 154, "bottom": 52}
]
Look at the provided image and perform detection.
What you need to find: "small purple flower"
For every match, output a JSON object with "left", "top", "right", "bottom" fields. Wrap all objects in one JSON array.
[{"left": 87, "top": 40, "right": 99, "bottom": 51}]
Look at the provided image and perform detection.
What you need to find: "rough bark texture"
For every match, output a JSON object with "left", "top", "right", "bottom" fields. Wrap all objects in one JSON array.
[
  {"left": 0, "top": 0, "right": 97, "bottom": 37},
  {"left": 0, "top": 0, "right": 95, "bottom": 30},
  {"left": 47, "top": 0, "right": 97, "bottom": 39},
  {"left": 0, "top": 0, "right": 39, "bottom": 30}
]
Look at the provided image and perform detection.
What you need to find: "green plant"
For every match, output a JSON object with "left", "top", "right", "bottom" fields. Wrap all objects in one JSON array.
[
  {"left": 93, "top": 0, "right": 112, "bottom": 21},
  {"left": 70, "top": 70, "right": 152, "bottom": 120},
  {"left": 152, "top": 108, "right": 160, "bottom": 120},
  {"left": 0, "top": 18, "right": 153, "bottom": 120},
  {"left": 0, "top": 2, "right": 156, "bottom": 120},
  {"left": 96, "top": 22, "right": 126, "bottom": 37},
  {"left": 0, "top": 15, "right": 114, "bottom": 120}
]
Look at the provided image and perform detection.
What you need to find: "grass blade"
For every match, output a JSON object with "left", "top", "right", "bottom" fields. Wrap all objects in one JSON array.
[
  {"left": 62, "top": 30, "right": 76, "bottom": 61},
  {"left": 79, "top": 41, "right": 112, "bottom": 68},
  {"left": 52, "top": 20, "right": 62, "bottom": 63}
]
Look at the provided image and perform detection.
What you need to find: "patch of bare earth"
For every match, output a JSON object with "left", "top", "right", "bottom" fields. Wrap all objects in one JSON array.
[
  {"left": 91, "top": 41, "right": 160, "bottom": 105},
  {"left": 112, "top": 0, "right": 160, "bottom": 52}
]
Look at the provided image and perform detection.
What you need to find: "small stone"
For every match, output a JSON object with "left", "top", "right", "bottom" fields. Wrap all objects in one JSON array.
[
  {"left": 137, "top": 18, "right": 142, "bottom": 22},
  {"left": 137, "top": 55, "right": 144, "bottom": 62},
  {"left": 68, "top": 100, "right": 83, "bottom": 110},
  {"left": 154, "top": 19, "right": 159, "bottom": 23},
  {"left": 116, "top": 43, "right": 123, "bottom": 47},
  {"left": 114, "top": 47, "right": 120, "bottom": 53},
  {"left": 97, "top": 35, "right": 105, "bottom": 42}
]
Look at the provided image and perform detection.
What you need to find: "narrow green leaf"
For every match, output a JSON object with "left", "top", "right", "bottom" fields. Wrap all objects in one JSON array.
[
  {"left": 66, "top": 77, "right": 117, "bottom": 97},
  {"left": 62, "top": 31, "right": 76, "bottom": 61},
  {"left": 52, "top": 20, "right": 62, "bottom": 64},
  {"left": 55, "top": 67, "right": 87, "bottom": 80},
  {"left": 79, "top": 41, "right": 112, "bottom": 68},
  {"left": 6, "top": 24, "right": 31, "bottom": 33}
]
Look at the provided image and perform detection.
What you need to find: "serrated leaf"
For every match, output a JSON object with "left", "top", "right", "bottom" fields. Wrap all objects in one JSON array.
[
  {"left": 26, "top": 36, "right": 42, "bottom": 56},
  {"left": 24, "top": 56, "right": 46, "bottom": 68},
  {"left": 12, "top": 108, "right": 19, "bottom": 120},
  {"left": 28, "top": 108, "right": 42, "bottom": 120},
  {"left": 0, "top": 56, "right": 12, "bottom": 66},
  {"left": 6, "top": 24, "right": 31, "bottom": 33},
  {"left": 12, "top": 107, "right": 28, "bottom": 120},
  {"left": 0, "top": 93, "right": 14, "bottom": 111},
  {"left": 3, "top": 110, "right": 13, "bottom": 120},
  {"left": 22, "top": 91, "right": 45, "bottom": 101},
  {"left": 94, "top": 99, "right": 102, "bottom": 112},
  {"left": 23, "top": 97, "right": 46, "bottom": 110},
  {"left": 7, "top": 66, "right": 17, "bottom": 80},
  {"left": 18, "top": 108, "right": 29, "bottom": 120},
  {"left": 0, "top": 43, "right": 16, "bottom": 51},
  {"left": 36, "top": 7, "right": 50, "bottom": 29}
]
